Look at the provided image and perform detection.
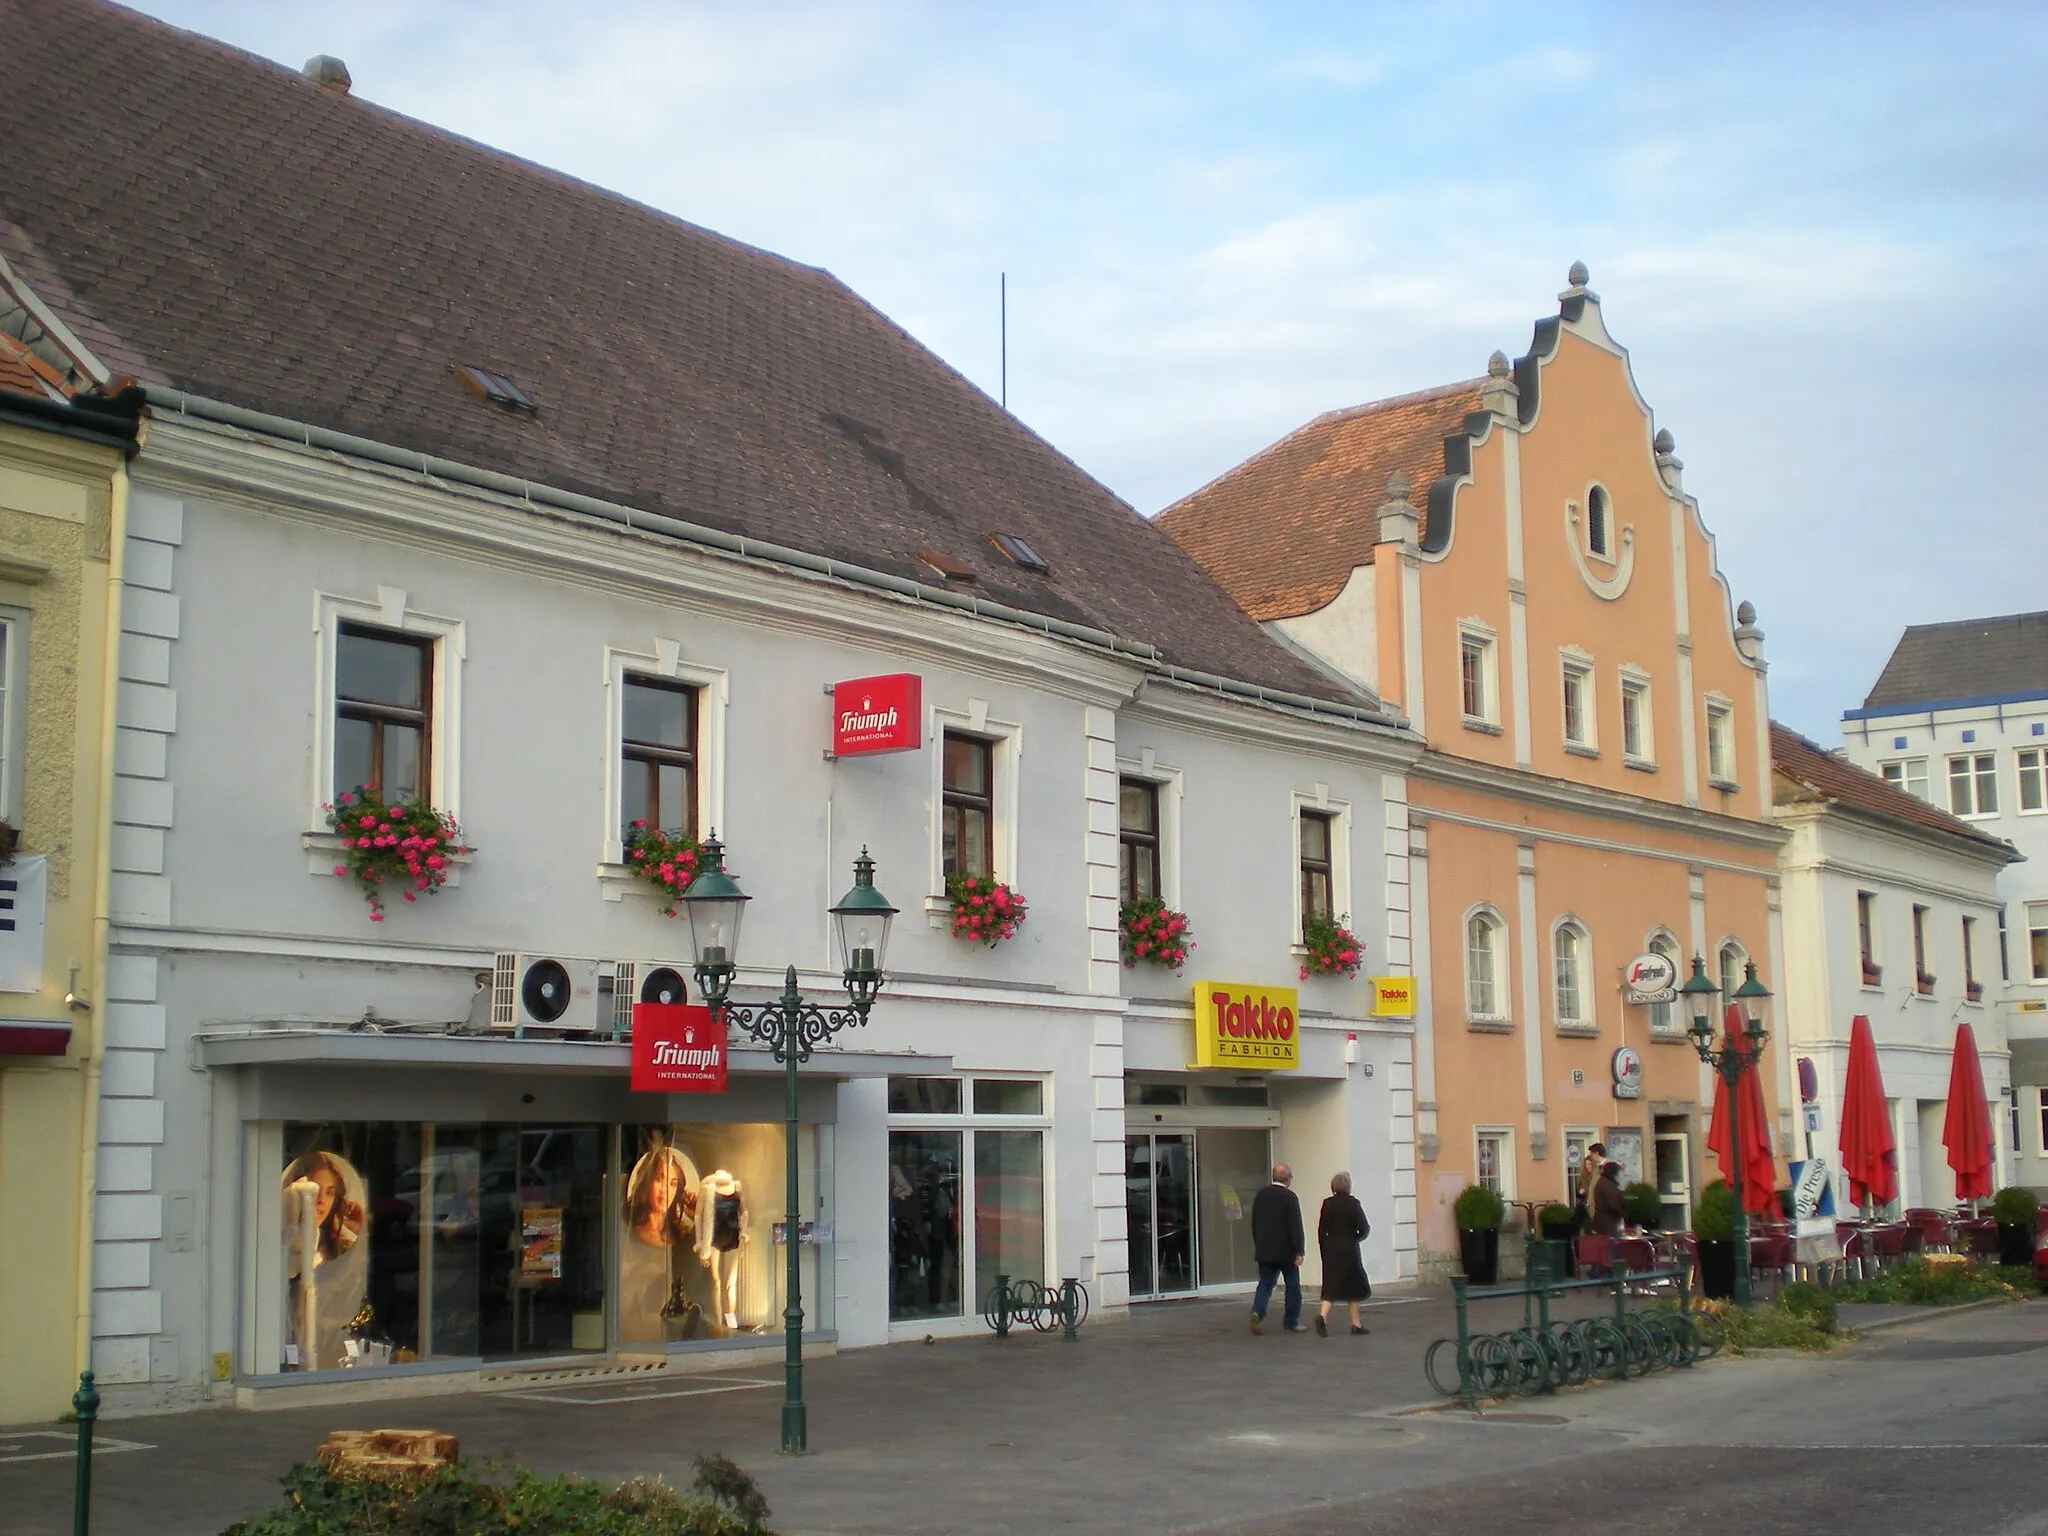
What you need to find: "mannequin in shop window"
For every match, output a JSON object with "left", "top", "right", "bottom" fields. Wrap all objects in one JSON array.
[
  {"left": 622, "top": 1140, "right": 699, "bottom": 1342},
  {"left": 695, "top": 1169, "right": 748, "bottom": 1332}
]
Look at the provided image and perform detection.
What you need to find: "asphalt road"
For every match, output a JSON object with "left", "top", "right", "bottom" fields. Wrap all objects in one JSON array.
[{"left": 3, "top": 1293, "right": 2043, "bottom": 1535}]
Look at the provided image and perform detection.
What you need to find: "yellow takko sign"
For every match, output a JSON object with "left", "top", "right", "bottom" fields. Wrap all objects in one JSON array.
[
  {"left": 1192, "top": 982, "right": 1300, "bottom": 1070},
  {"left": 1371, "top": 975, "right": 1416, "bottom": 1018}
]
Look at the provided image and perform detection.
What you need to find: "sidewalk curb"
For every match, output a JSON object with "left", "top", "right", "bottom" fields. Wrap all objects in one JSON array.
[{"left": 1842, "top": 1295, "right": 2022, "bottom": 1336}]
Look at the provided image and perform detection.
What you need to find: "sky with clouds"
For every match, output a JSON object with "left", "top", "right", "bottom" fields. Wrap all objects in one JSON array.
[{"left": 129, "top": 1, "right": 2048, "bottom": 740}]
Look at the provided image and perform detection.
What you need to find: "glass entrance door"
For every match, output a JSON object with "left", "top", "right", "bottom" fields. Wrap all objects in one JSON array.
[
  {"left": 1653, "top": 1117, "right": 1691, "bottom": 1231},
  {"left": 1126, "top": 1134, "right": 1196, "bottom": 1296}
]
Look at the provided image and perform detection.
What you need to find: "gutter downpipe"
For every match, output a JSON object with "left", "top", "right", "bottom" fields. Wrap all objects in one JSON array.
[
  {"left": 140, "top": 387, "right": 1414, "bottom": 739},
  {"left": 76, "top": 440, "right": 130, "bottom": 1390}
]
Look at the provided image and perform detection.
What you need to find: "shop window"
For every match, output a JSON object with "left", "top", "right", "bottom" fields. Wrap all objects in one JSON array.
[
  {"left": 887, "top": 1077, "right": 1049, "bottom": 1323},
  {"left": 1705, "top": 699, "right": 1736, "bottom": 786},
  {"left": 1857, "top": 892, "right": 1881, "bottom": 985},
  {"left": 2017, "top": 747, "right": 2045, "bottom": 814},
  {"left": 1125, "top": 1081, "right": 1187, "bottom": 1107},
  {"left": 888, "top": 1076, "right": 963, "bottom": 1114},
  {"left": 618, "top": 1123, "right": 789, "bottom": 1343},
  {"left": 1881, "top": 757, "right": 1930, "bottom": 802},
  {"left": 1298, "top": 809, "right": 1334, "bottom": 926},
  {"left": 2039, "top": 1088, "right": 2048, "bottom": 1155},
  {"left": 942, "top": 732, "right": 995, "bottom": 879},
  {"left": 620, "top": 676, "right": 698, "bottom": 838},
  {"left": 2028, "top": 903, "right": 2048, "bottom": 983},
  {"left": 1947, "top": 753, "right": 1998, "bottom": 817},
  {"left": 1553, "top": 920, "right": 1589, "bottom": 1030},
  {"left": 1466, "top": 909, "right": 1505, "bottom": 1021},
  {"left": 1912, "top": 905, "right": 1934, "bottom": 994},
  {"left": 1475, "top": 1130, "right": 1512, "bottom": 1198},
  {"left": 1119, "top": 778, "right": 1161, "bottom": 903},
  {"left": 335, "top": 623, "right": 432, "bottom": 802}
]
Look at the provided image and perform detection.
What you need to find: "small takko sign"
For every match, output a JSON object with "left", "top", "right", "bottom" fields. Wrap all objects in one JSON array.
[
  {"left": 831, "top": 673, "right": 922, "bottom": 757},
  {"left": 630, "top": 1003, "right": 727, "bottom": 1093},
  {"left": 1370, "top": 975, "right": 1415, "bottom": 1017},
  {"left": 1191, "top": 982, "right": 1300, "bottom": 1070}
]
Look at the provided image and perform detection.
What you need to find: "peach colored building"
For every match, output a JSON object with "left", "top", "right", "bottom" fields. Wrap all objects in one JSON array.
[{"left": 1161, "top": 267, "right": 1788, "bottom": 1278}]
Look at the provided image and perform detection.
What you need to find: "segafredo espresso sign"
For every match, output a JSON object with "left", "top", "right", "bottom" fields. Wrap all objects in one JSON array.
[
  {"left": 831, "top": 673, "right": 922, "bottom": 757},
  {"left": 1191, "top": 982, "right": 1300, "bottom": 1070}
]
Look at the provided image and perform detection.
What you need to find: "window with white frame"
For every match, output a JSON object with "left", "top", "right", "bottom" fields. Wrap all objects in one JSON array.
[
  {"left": 1881, "top": 757, "right": 1930, "bottom": 802},
  {"left": 1466, "top": 908, "right": 1506, "bottom": 1021},
  {"left": 1705, "top": 698, "right": 1736, "bottom": 786},
  {"left": 1290, "top": 791, "right": 1351, "bottom": 944},
  {"left": 1911, "top": 905, "right": 1934, "bottom": 994},
  {"left": 314, "top": 591, "right": 465, "bottom": 822},
  {"left": 1553, "top": 920, "right": 1590, "bottom": 1029},
  {"left": 1857, "top": 891, "right": 1881, "bottom": 984},
  {"left": 1475, "top": 1129, "right": 1513, "bottom": 1197},
  {"left": 928, "top": 704, "right": 1021, "bottom": 895},
  {"left": 1459, "top": 624, "right": 1498, "bottom": 728},
  {"left": 1963, "top": 915, "right": 1981, "bottom": 1001},
  {"left": 0, "top": 609, "right": 26, "bottom": 823},
  {"left": 1947, "top": 753, "right": 1998, "bottom": 818},
  {"left": 1646, "top": 931, "right": 1682, "bottom": 1032},
  {"left": 1718, "top": 941, "right": 1747, "bottom": 1008},
  {"left": 1620, "top": 670, "right": 1652, "bottom": 765},
  {"left": 2038, "top": 1087, "right": 2048, "bottom": 1155},
  {"left": 603, "top": 646, "right": 726, "bottom": 863},
  {"left": 1561, "top": 654, "right": 1595, "bottom": 750},
  {"left": 1119, "top": 778, "right": 1161, "bottom": 904},
  {"left": 2028, "top": 903, "right": 2048, "bottom": 983},
  {"left": 885, "top": 1075, "right": 1049, "bottom": 1322},
  {"left": 1586, "top": 485, "right": 1614, "bottom": 560},
  {"left": 2017, "top": 747, "right": 2045, "bottom": 814}
]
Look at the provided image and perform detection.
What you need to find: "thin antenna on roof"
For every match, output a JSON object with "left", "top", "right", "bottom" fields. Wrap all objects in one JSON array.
[{"left": 1000, "top": 272, "right": 1007, "bottom": 411}]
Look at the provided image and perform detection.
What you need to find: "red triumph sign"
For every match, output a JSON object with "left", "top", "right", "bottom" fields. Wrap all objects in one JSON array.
[
  {"left": 630, "top": 1003, "right": 727, "bottom": 1094},
  {"left": 832, "top": 673, "right": 922, "bottom": 757}
]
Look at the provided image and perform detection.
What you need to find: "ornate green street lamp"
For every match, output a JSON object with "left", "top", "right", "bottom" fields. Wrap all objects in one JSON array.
[
  {"left": 1684, "top": 955, "right": 1772, "bottom": 1307},
  {"left": 682, "top": 838, "right": 895, "bottom": 1455}
]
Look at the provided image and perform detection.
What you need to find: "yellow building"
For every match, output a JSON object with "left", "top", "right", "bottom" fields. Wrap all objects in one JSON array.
[
  {"left": 0, "top": 340, "right": 140, "bottom": 1422},
  {"left": 1162, "top": 268, "right": 1786, "bottom": 1277}
]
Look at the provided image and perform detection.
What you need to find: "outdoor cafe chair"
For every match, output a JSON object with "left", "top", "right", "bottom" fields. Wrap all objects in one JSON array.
[
  {"left": 1748, "top": 1232, "right": 1795, "bottom": 1296},
  {"left": 1571, "top": 1234, "right": 1616, "bottom": 1278},
  {"left": 1959, "top": 1221, "right": 2001, "bottom": 1260},
  {"left": 1903, "top": 1208, "right": 1952, "bottom": 1252}
]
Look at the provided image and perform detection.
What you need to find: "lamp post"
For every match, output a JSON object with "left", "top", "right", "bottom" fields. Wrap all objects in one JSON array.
[
  {"left": 1683, "top": 955, "right": 1772, "bottom": 1307},
  {"left": 681, "top": 837, "right": 894, "bottom": 1455}
]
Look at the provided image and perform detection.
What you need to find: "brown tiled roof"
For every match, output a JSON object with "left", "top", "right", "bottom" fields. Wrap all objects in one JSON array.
[
  {"left": 1861, "top": 611, "right": 2048, "bottom": 710},
  {"left": 0, "top": 334, "right": 66, "bottom": 401},
  {"left": 0, "top": 0, "right": 1362, "bottom": 705},
  {"left": 1154, "top": 380, "right": 1485, "bottom": 621},
  {"left": 1770, "top": 721, "right": 2016, "bottom": 857}
]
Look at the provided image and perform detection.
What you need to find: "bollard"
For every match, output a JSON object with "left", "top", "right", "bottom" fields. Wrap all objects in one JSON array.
[
  {"left": 991, "top": 1275, "right": 1013, "bottom": 1339},
  {"left": 72, "top": 1369, "right": 98, "bottom": 1536},
  {"left": 1451, "top": 1275, "right": 1475, "bottom": 1411}
]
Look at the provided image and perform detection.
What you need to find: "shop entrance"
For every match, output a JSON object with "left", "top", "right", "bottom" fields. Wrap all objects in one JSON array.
[{"left": 1125, "top": 1125, "right": 1272, "bottom": 1298}]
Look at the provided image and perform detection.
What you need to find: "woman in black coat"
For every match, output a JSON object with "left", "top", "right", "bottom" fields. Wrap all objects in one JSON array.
[{"left": 1315, "top": 1171, "right": 1371, "bottom": 1336}]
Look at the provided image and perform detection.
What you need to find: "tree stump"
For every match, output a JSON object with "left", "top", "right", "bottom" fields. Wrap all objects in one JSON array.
[{"left": 315, "top": 1428, "right": 458, "bottom": 1484}]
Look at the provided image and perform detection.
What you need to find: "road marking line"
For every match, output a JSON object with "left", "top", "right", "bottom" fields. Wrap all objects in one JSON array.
[
  {"left": 0, "top": 1431, "right": 154, "bottom": 1464},
  {"left": 495, "top": 1375, "right": 778, "bottom": 1406}
]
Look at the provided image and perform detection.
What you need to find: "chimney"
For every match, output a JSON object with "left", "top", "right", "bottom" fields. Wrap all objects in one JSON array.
[{"left": 303, "top": 55, "right": 352, "bottom": 95}]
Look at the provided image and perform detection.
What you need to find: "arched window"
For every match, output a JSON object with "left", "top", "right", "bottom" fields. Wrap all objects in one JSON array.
[
  {"left": 1466, "top": 910, "right": 1505, "bottom": 1019},
  {"left": 1554, "top": 921, "right": 1589, "bottom": 1027},
  {"left": 1718, "top": 941, "right": 1747, "bottom": 1016},
  {"left": 1646, "top": 932, "right": 1681, "bottom": 1032},
  {"left": 1587, "top": 486, "right": 1612, "bottom": 558}
]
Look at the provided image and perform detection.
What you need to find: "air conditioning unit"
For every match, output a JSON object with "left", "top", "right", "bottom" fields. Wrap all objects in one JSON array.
[
  {"left": 603, "top": 959, "right": 693, "bottom": 1036},
  {"left": 491, "top": 953, "right": 603, "bottom": 1033}
]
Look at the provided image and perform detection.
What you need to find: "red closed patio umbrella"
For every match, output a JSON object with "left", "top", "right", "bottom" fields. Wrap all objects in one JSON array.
[
  {"left": 1838, "top": 1015, "right": 1897, "bottom": 1210},
  {"left": 1706, "top": 1005, "right": 1778, "bottom": 1216},
  {"left": 1941, "top": 1022, "right": 1995, "bottom": 1202}
]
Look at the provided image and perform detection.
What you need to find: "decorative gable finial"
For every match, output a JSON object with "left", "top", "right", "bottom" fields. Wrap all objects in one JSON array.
[
  {"left": 1734, "top": 599, "right": 1765, "bottom": 663},
  {"left": 1567, "top": 260, "right": 1590, "bottom": 288},
  {"left": 1376, "top": 471, "right": 1420, "bottom": 550},
  {"left": 1654, "top": 428, "right": 1675, "bottom": 454},
  {"left": 1653, "top": 426, "right": 1683, "bottom": 489},
  {"left": 1487, "top": 350, "right": 1511, "bottom": 379},
  {"left": 1385, "top": 471, "right": 1411, "bottom": 503}
]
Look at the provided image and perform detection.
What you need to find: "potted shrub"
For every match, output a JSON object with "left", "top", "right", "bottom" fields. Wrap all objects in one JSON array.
[
  {"left": 1453, "top": 1183, "right": 1504, "bottom": 1286},
  {"left": 1991, "top": 1186, "right": 2042, "bottom": 1269},
  {"left": 1532, "top": 1200, "right": 1577, "bottom": 1281},
  {"left": 1693, "top": 1179, "right": 1737, "bottom": 1300},
  {"left": 1622, "top": 1181, "right": 1664, "bottom": 1230}
]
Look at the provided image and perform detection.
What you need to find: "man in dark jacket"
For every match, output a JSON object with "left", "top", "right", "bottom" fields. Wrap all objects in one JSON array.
[
  {"left": 1248, "top": 1163, "right": 1306, "bottom": 1334},
  {"left": 1591, "top": 1161, "right": 1627, "bottom": 1238}
]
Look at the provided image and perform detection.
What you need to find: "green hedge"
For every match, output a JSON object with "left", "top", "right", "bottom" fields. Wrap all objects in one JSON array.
[{"left": 222, "top": 1454, "right": 771, "bottom": 1536}]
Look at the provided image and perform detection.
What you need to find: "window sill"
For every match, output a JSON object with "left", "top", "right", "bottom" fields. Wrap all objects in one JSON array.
[
  {"left": 1461, "top": 717, "right": 1503, "bottom": 737},
  {"left": 1467, "top": 1018, "right": 1515, "bottom": 1034},
  {"left": 1646, "top": 1026, "right": 1692, "bottom": 1044},
  {"left": 1563, "top": 742, "right": 1600, "bottom": 760},
  {"left": 1707, "top": 777, "right": 1741, "bottom": 793},
  {"left": 1623, "top": 756, "right": 1658, "bottom": 774},
  {"left": 597, "top": 862, "right": 679, "bottom": 907},
  {"left": 303, "top": 832, "right": 469, "bottom": 887},
  {"left": 924, "top": 895, "right": 954, "bottom": 931},
  {"left": 1554, "top": 1022, "right": 1600, "bottom": 1039}
]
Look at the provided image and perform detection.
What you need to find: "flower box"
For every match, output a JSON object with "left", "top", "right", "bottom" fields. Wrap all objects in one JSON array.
[
  {"left": 945, "top": 874, "right": 1027, "bottom": 947},
  {"left": 1120, "top": 899, "right": 1194, "bottom": 972},
  {"left": 620, "top": 821, "right": 703, "bottom": 917},
  {"left": 324, "top": 790, "right": 469, "bottom": 921},
  {"left": 1300, "top": 913, "right": 1364, "bottom": 980}
]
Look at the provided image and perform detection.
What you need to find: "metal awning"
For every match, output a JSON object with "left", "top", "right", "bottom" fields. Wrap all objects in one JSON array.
[
  {"left": 194, "top": 1028, "right": 950, "bottom": 1079},
  {"left": 0, "top": 1018, "right": 72, "bottom": 1057}
]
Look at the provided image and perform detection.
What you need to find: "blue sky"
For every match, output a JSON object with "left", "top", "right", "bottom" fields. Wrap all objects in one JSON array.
[{"left": 130, "top": 2, "right": 2048, "bottom": 739}]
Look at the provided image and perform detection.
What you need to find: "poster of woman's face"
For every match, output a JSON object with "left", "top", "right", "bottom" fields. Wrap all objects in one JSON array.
[
  {"left": 281, "top": 1148, "right": 370, "bottom": 1370},
  {"left": 282, "top": 1149, "right": 367, "bottom": 1260},
  {"left": 624, "top": 1143, "right": 697, "bottom": 1249}
]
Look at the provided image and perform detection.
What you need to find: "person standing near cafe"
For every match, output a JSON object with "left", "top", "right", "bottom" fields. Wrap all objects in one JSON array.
[
  {"left": 1249, "top": 1164, "right": 1306, "bottom": 1335},
  {"left": 1575, "top": 1141, "right": 1607, "bottom": 1231}
]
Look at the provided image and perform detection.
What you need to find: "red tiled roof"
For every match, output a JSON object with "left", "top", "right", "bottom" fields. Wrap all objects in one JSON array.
[
  {"left": 1770, "top": 721, "right": 2016, "bottom": 856},
  {"left": 0, "top": 334, "right": 67, "bottom": 401},
  {"left": 0, "top": 0, "right": 1365, "bottom": 705},
  {"left": 1154, "top": 380, "right": 1485, "bottom": 621}
]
